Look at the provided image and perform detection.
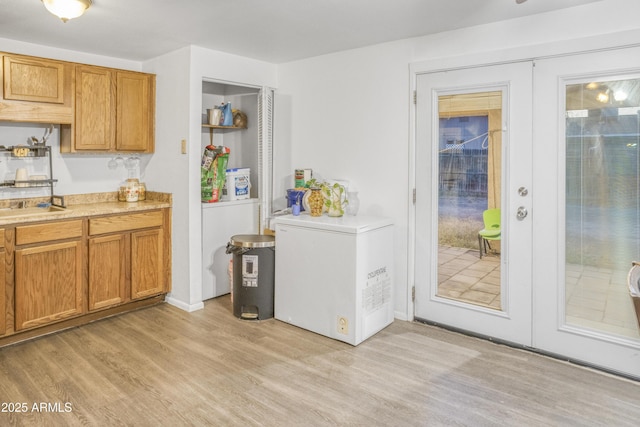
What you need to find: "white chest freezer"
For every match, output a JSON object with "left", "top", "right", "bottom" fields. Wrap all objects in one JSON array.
[{"left": 273, "top": 214, "right": 394, "bottom": 345}]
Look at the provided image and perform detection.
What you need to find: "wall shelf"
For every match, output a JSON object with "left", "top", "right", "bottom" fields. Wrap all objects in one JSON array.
[
  {"left": 0, "top": 179, "right": 58, "bottom": 188},
  {"left": 202, "top": 124, "right": 247, "bottom": 145}
]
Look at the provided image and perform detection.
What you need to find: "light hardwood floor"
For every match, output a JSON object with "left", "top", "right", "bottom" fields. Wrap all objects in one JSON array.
[{"left": 0, "top": 295, "right": 639, "bottom": 426}]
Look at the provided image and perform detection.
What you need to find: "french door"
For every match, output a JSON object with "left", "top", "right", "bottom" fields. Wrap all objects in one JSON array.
[
  {"left": 414, "top": 48, "right": 640, "bottom": 379},
  {"left": 533, "top": 47, "right": 640, "bottom": 379},
  {"left": 414, "top": 61, "right": 533, "bottom": 345}
]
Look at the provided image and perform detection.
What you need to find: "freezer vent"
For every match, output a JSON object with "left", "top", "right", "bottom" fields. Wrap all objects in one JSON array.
[{"left": 258, "top": 87, "right": 275, "bottom": 232}]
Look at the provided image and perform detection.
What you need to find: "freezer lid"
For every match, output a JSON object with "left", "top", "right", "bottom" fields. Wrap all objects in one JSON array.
[{"left": 272, "top": 214, "right": 393, "bottom": 233}]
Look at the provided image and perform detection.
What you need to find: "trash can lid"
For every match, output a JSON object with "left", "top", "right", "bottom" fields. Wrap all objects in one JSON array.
[{"left": 229, "top": 234, "right": 275, "bottom": 248}]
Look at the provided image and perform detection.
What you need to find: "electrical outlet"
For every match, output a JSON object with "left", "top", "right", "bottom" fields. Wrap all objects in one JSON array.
[
  {"left": 181, "top": 139, "right": 187, "bottom": 154},
  {"left": 337, "top": 316, "right": 348, "bottom": 335}
]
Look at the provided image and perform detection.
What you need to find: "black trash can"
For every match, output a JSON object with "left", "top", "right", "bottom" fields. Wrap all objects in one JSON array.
[{"left": 226, "top": 234, "right": 275, "bottom": 320}]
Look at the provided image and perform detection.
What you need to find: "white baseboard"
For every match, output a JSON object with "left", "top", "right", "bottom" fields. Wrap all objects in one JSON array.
[
  {"left": 394, "top": 310, "right": 410, "bottom": 321},
  {"left": 165, "top": 296, "right": 205, "bottom": 312}
]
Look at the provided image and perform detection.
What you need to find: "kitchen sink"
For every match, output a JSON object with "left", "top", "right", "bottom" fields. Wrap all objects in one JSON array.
[{"left": 0, "top": 206, "right": 67, "bottom": 219}]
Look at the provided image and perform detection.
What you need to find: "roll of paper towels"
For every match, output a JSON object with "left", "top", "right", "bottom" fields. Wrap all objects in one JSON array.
[{"left": 15, "top": 168, "right": 28, "bottom": 187}]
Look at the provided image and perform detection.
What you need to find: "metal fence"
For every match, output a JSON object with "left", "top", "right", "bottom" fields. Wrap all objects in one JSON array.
[{"left": 439, "top": 149, "right": 488, "bottom": 197}]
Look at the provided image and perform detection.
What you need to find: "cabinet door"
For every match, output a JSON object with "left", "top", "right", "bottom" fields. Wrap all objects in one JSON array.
[
  {"left": 3, "top": 55, "right": 65, "bottom": 103},
  {"left": 75, "top": 65, "right": 114, "bottom": 151},
  {"left": 116, "top": 71, "right": 155, "bottom": 152},
  {"left": 15, "top": 241, "right": 83, "bottom": 331},
  {"left": 89, "top": 234, "right": 126, "bottom": 311},
  {"left": 131, "top": 228, "right": 163, "bottom": 299},
  {"left": 0, "top": 231, "right": 4, "bottom": 335}
]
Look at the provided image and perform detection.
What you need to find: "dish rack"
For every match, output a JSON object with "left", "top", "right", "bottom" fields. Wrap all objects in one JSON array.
[{"left": 0, "top": 145, "right": 62, "bottom": 206}]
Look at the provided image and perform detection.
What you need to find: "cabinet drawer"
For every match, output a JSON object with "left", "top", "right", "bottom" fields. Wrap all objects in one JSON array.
[
  {"left": 0, "top": 228, "right": 4, "bottom": 249},
  {"left": 89, "top": 211, "right": 163, "bottom": 235},
  {"left": 16, "top": 220, "right": 83, "bottom": 245}
]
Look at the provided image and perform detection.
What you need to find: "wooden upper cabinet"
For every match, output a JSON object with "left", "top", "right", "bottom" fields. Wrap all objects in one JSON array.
[
  {"left": 3, "top": 55, "right": 65, "bottom": 103},
  {"left": 0, "top": 53, "right": 155, "bottom": 152},
  {"left": 63, "top": 66, "right": 155, "bottom": 153},
  {"left": 74, "top": 65, "right": 114, "bottom": 151},
  {"left": 0, "top": 53, "right": 74, "bottom": 123},
  {"left": 116, "top": 71, "right": 155, "bottom": 152}
]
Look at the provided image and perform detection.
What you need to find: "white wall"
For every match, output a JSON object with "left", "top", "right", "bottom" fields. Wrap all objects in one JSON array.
[
  {"left": 274, "top": 0, "right": 640, "bottom": 320},
  {"left": 275, "top": 42, "right": 414, "bottom": 320},
  {"left": 143, "top": 47, "right": 193, "bottom": 309}
]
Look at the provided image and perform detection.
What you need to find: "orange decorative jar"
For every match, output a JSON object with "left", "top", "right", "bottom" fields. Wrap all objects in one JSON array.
[{"left": 308, "top": 187, "right": 324, "bottom": 217}]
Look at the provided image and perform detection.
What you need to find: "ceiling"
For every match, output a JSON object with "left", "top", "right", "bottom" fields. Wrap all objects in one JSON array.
[{"left": 0, "top": 0, "right": 601, "bottom": 64}]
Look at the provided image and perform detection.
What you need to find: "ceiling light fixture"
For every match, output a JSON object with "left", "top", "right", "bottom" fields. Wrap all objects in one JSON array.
[{"left": 42, "top": 0, "right": 92, "bottom": 23}]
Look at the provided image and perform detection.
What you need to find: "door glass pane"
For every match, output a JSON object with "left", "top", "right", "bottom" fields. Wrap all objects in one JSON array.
[
  {"left": 565, "top": 77, "right": 640, "bottom": 339},
  {"left": 437, "top": 91, "right": 502, "bottom": 310}
]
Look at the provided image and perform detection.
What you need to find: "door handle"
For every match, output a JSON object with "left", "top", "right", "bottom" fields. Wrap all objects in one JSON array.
[{"left": 516, "top": 206, "right": 528, "bottom": 220}]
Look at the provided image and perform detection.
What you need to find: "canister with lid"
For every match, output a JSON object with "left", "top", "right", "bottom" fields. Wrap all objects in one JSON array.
[{"left": 125, "top": 178, "right": 139, "bottom": 202}]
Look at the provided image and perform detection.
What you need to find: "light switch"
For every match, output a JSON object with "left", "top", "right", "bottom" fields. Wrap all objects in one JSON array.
[{"left": 181, "top": 139, "right": 187, "bottom": 154}]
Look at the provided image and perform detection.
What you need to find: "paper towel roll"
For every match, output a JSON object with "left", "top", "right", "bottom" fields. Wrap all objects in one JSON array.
[{"left": 15, "top": 168, "right": 28, "bottom": 187}]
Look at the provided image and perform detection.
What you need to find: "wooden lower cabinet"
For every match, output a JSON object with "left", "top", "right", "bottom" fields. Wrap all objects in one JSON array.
[
  {"left": 131, "top": 228, "right": 164, "bottom": 300},
  {"left": 88, "top": 234, "right": 126, "bottom": 311},
  {"left": 14, "top": 240, "right": 83, "bottom": 331},
  {"left": 0, "top": 208, "right": 170, "bottom": 345},
  {"left": 0, "top": 229, "right": 5, "bottom": 335},
  {"left": 88, "top": 210, "right": 167, "bottom": 310}
]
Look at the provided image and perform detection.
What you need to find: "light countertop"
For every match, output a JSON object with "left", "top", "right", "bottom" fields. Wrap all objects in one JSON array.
[{"left": 0, "top": 191, "right": 171, "bottom": 226}]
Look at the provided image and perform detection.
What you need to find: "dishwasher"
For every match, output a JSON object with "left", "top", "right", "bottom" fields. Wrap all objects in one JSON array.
[{"left": 273, "top": 214, "right": 394, "bottom": 345}]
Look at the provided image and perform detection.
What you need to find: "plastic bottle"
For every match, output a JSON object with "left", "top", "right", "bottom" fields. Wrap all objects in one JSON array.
[{"left": 222, "top": 102, "right": 233, "bottom": 126}]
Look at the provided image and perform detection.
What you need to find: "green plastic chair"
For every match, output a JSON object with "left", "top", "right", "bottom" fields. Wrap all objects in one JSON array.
[{"left": 478, "top": 208, "right": 501, "bottom": 259}]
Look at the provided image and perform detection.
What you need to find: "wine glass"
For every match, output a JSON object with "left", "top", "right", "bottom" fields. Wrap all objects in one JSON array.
[{"left": 107, "top": 156, "right": 123, "bottom": 170}]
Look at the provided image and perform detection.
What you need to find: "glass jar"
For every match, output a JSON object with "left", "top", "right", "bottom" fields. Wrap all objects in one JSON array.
[
  {"left": 137, "top": 182, "right": 147, "bottom": 201},
  {"left": 308, "top": 187, "right": 324, "bottom": 217},
  {"left": 125, "top": 178, "right": 139, "bottom": 202},
  {"left": 118, "top": 184, "right": 127, "bottom": 202}
]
